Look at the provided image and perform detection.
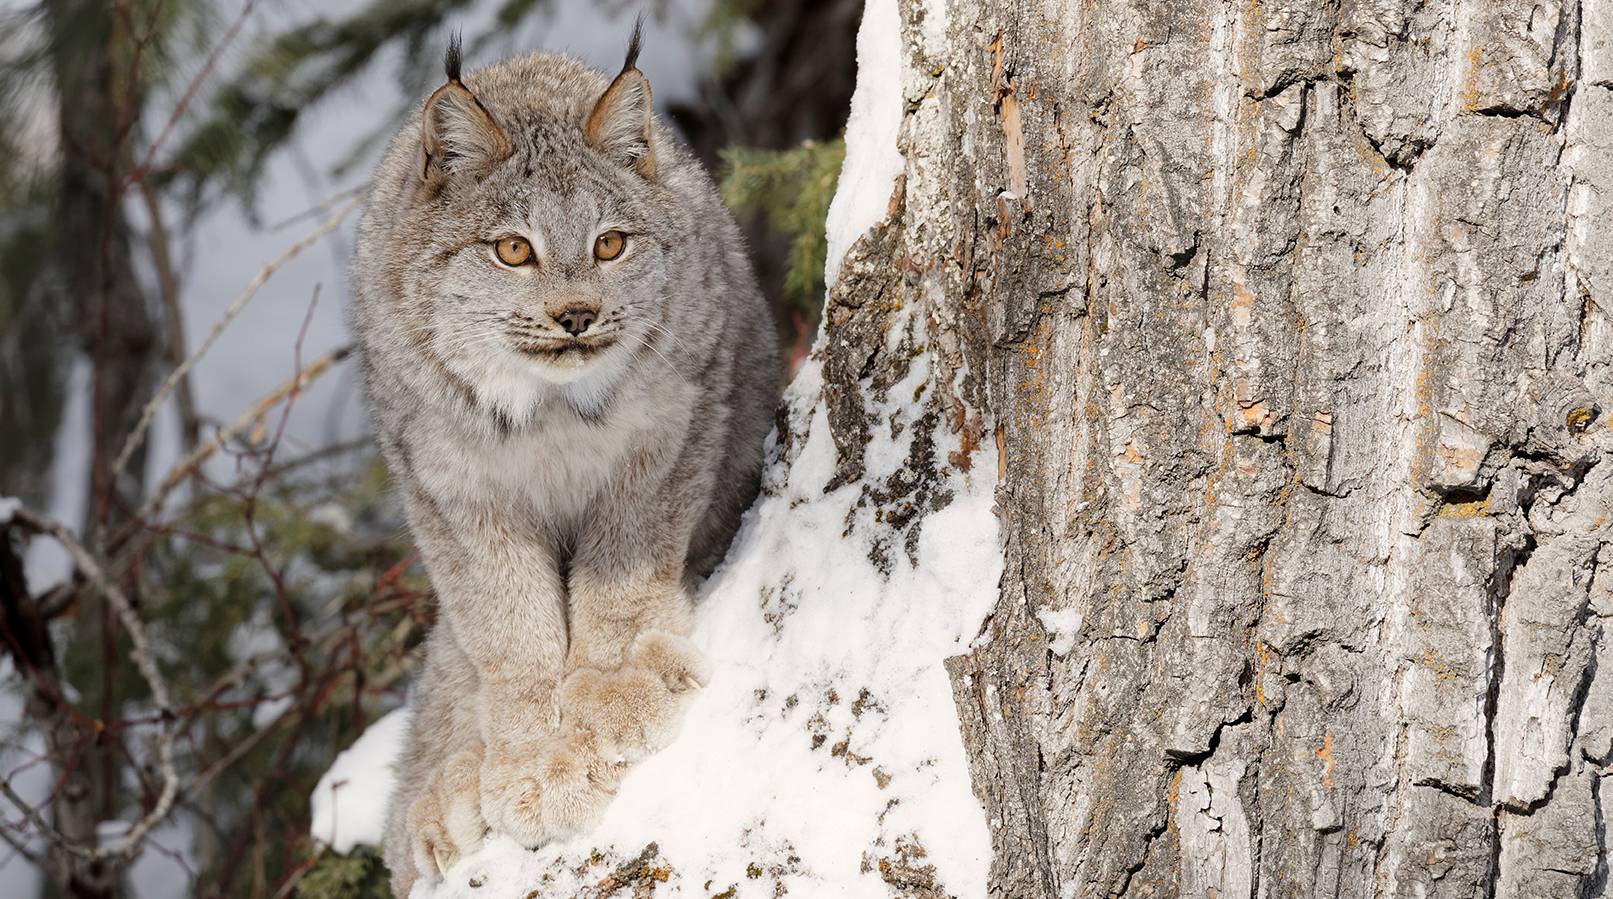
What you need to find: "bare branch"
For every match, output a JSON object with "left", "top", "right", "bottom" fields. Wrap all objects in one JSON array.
[
  {"left": 0, "top": 778, "right": 73, "bottom": 856},
  {"left": 112, "top": 196, "right": 361, "bottom": 478},
  {"left": 134, "top": 343, "right": 353, "bottom": 525},
  {"left": 8, "top": 505, "right": 177, "bottom": 862}
]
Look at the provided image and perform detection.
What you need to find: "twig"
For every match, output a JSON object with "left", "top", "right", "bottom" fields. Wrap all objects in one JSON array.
[
  {"left": 130, "top": 0, "right": 257, "bottom": 182},
  {"left": 112, "top": 195, "right": 360, "bottom": 478},
  {"left": 0, "top": 820, "right": 43, "bottom": 866},
  {"left": 187, "top": 706, "right": 298, "bottom": 800},
  {"left": 6, "top": 506, "right": 177, "bottom": 862},
  {"left": 0, "top": 779, "right": 72, "bottom": 853},
  {"left": 267, "top": 186, "right": 365, "bottom": 233},
  {"left": 241, "top": 290, "right": 324, "bottom": 678},
  {"left": 139, "top": 179, "right": 201, "bottom": 454},
  {"left": 133, "top": 344, "right": 353, "bottom": 525}
]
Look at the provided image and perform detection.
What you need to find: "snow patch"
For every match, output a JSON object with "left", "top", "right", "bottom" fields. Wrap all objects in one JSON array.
[
  {"left": 823, "top": 0, "right": 904, "bottom": 287},
  {"left": 918, "top": 0, "right": 948, "bottom": 55},
  {"left": 309, "top": 707, "right": 411, "bottom": 854},
  {"left": 0, "top": 497, "right": 18, "bottom": 525},
  {"left": 1036, "top": 608, "right": 1084, "bottom": 657},
  {"left": 307, "top": 501, "right": 355, "bottom": 535}
]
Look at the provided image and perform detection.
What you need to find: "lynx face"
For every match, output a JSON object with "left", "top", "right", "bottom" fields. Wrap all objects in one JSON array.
[
  {"left": 401, "top": 40, "right": 676, "bottom": 420},
  {"left": 426, "top": 167, "right": 675, "bottom": 416}
]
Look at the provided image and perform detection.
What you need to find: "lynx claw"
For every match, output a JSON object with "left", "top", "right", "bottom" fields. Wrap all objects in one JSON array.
[
  {"left": 433, "top": 843, "right": 457, "bottom": 879},
  {"left": 408, "top": 747, "right": 486, "bottom": 880},
  {"left": 409, "top": 792, "right": 457, "bottom": 879},
  {"left": 631, "top": 630, "right": 711, "bottom": 694}
]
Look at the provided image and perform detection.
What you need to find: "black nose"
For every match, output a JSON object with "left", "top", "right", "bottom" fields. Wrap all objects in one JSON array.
[{"left": 557, "top": 307, "right": 596, "bottom": 336}]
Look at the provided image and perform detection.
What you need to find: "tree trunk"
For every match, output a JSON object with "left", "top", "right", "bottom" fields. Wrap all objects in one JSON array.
[
  {"left": 826, "top": 0, "right": 1613, "bottom": 895},
  {"left": 41, "top": 2, "right": 164, "bottom": 896}
]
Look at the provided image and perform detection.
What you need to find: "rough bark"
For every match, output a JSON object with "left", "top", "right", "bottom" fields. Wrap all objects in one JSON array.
[{"left": 824, "top": 0, "right": 1613, "bottom": 895}]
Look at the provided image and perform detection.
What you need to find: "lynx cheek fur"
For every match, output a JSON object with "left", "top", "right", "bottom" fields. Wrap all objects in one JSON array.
[{"left": 351, "top": 30, "right": 778, "bottom": 895}]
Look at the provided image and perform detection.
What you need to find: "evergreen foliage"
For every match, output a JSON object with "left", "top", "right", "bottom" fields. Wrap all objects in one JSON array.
[
  {"left": 295, "top": 846, "right": 392, "bottom": 899},
  {"left": 719, "top": 138, "right": 845, "bottom": 324}
]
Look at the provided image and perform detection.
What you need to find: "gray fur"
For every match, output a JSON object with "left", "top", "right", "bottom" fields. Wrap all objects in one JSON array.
[{"left": 349, "top": 41, "right": 778, "bottom": 896}]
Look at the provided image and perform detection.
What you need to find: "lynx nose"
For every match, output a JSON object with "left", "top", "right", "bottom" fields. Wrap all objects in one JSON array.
[{"left": 557, "top": 306, "right": 597, "bottom": 336}]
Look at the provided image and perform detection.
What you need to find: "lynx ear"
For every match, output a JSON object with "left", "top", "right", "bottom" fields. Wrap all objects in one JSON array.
[
  {"left": 586, "top": 19, "right": 657, "bottom": 180},
  {"left": 421, "top": 34, "right": 512, "bottom": 183}
]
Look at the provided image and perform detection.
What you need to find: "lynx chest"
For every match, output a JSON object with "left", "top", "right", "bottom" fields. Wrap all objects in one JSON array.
[{"left": 406, "top": 388, "right": 671, "bottom": 528}]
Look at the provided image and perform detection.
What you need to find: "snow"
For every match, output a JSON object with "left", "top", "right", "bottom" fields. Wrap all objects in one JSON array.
[
  {"left": 0, "top": 496, "right": 19, "bottom": 525},
  {"left": 310, "top": 707, "right": 411, "bottom": 854},
  {"left": 918, "top": 0, "right": 948, "bottom": 55},
  {"left": 822, "top": 0, "right": 904, "bottom": 288},
  {"left": 1037, "top": 608, "right": 1084, "bottom": 657},
  {"left": 309, "top": 1, "right": 1005, "bottom": 893}
]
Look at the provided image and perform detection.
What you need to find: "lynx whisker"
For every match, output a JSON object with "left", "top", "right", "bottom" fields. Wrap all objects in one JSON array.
[{"left": 618, "top": 329, "right": 689, "bottom": 388}]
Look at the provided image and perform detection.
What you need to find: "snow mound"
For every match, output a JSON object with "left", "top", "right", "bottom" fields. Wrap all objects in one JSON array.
[{"left": 310, "top": 707, "right": 411, "bottom": 854}]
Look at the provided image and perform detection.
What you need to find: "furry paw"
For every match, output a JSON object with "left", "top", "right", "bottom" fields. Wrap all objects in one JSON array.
[
  {"left": 630, "top": 630, "right": 711, "bottom": 693},
  {"left": 407, "top": 747, "right": 486, "bottom": 880},
  {"left": 478, "top": 732, "right": 621, "bottom": 847},
  {"left": 560, "top": 632, "right": 707, "bottom": 764},
  {"left": 478, "top": 742, "right": 548, "bottom": 847},
  {"left": 532, "top": 729, "right": 624, "bottom": 836}
]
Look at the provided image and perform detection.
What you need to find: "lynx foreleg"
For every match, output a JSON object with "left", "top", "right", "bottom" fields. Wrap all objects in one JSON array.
[
  {"left": 401, "top": 486, "right": 570, "bottom": 849},
  {"left": 558, "top": 454, "right": 714, "bottom": 778},
  {"left": 383, "top": 630, "right": 485, "bottom": 896}
]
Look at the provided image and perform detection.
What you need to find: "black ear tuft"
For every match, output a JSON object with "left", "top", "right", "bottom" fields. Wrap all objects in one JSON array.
[
  {"left": 586, "top": 14, "right": 656, "bottom": 179},
  {"left": 445, "top": 31, "right": 464, "bottom": 83},
  {"left": 623, "top": 13, "right": 644, "bottom": 71},
  {"left": 421, "top": 34, "right": 511, "bottom": 184}
]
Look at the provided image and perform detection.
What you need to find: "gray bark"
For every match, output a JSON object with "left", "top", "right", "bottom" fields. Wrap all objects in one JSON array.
[{"left": 824, "top": 0, "right": 1613, "bottom": 895}]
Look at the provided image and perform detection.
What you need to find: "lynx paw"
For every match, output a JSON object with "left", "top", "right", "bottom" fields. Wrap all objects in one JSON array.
[
  {"left": 560, "top": 632, "right": 708, "bottom": 764},
  {"left": 631, "top": 630, "right": 711, "bottom": 693},
  {"left": 478, "top": 733, "right": 621, "bottom": 847},
  {"left": 407, "top": 747, "right": 486, "bottom": 880},
  {"left": 532, "top": 729, "right": 624, "bottom": 836}
]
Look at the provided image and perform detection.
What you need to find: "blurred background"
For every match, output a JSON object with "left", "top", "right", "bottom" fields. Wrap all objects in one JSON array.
[{"left": 0, "top": 0, "right": 856, "bottom": 895}]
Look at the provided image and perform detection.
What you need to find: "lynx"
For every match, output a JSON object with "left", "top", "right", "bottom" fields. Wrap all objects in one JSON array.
[{"left": 350, "top": 27, "right": 779, "bottom": 895}]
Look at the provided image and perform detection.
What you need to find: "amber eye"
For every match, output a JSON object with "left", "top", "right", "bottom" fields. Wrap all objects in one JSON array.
[
  {"left": 594, "top": 230, "right": 626, "bottom": 262},
  {"left": 494, "top": 236, "right": 533, "bottom": 267}
]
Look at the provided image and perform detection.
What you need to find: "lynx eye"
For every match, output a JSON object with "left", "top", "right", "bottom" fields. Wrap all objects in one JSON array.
[
  {"left": 594, "top": 230, "right": 626, "bottom": 262},
  {"left": 494, "top": 236, "right": 533, "bottom": 267}
]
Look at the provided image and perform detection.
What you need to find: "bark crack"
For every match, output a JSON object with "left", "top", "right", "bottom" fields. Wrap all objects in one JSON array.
[{"left": 1584, "top": 772, "right": 1609, "bottom": 898}]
